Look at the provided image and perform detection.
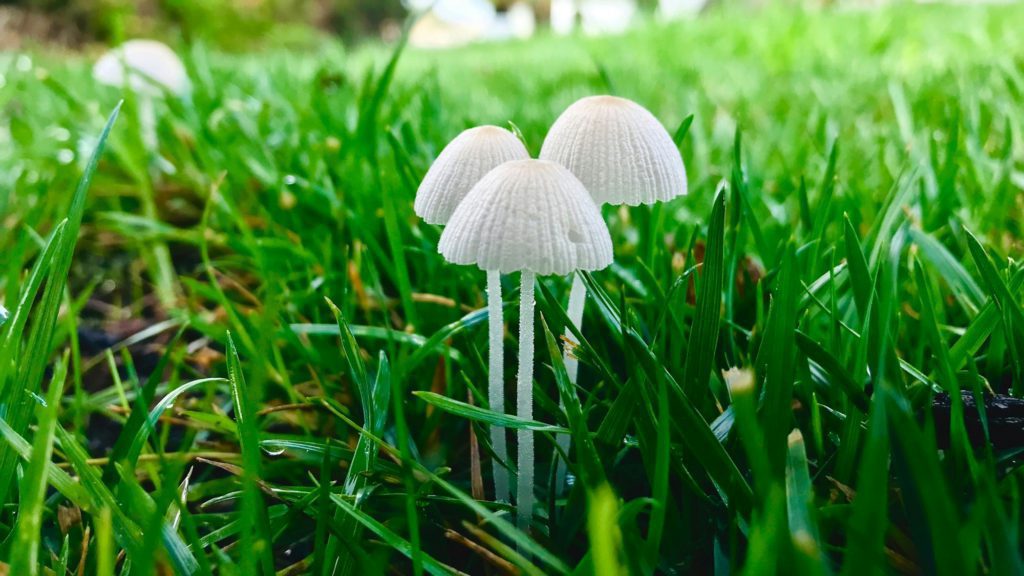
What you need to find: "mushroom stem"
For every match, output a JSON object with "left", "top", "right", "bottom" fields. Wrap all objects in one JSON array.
[
  {"left": 556, "top": 272, "right": 587, "bottom": 489},
  {"left": 516, "top": 270, "right": 536, "bottom": 535},
  {"left": 487, "top": 270, "right": 510, "bottom": 503}
]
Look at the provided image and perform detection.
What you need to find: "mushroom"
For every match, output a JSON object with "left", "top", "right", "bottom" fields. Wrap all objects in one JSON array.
[
  {"left": 93, "top": 40, "right": 191, "bottom": 168},
  {"left": 540, "top": 95, "right": 686, "bottom": 486},
  {"left": 414, "top": 125, "right": 529, "bottom": 504},
  {"left": 439, "top": 159, "right": 613, "bottom": 532}
]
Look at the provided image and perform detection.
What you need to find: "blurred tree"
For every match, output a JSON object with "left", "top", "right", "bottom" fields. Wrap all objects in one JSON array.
[
  {"left": 2, "top": 0, "right": 409, "bottom": 46},
  {"left": 316, "top": 0, "right": 404, "bottom": 39},
  {"left": 1, "top": 0, "right": 125, "bottom": 44}
]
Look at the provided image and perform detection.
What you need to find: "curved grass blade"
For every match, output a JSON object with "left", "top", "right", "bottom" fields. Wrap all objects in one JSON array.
[
  {"left": 624, "top": 330, "right": 753, "bottom": 515},
  {"left": 540, "top": 316, "right": 605, "bottom": 487},
  {"left": 10, "top": 356, "right": 68, "bottom": 576},
  {"left": 839, "top": 389, "right": 889, "bottom": 576},
  {"left": 0, "top": 103, "right": 121, "bottom": 507},
  {"left": 319, "top": 399, "right": 569, "bottom": 573},
  {"left": 330, "top": 494, "right": 457, "bottom": 576},
  {"left": 761, "top": 244, "right": 800, "bottom": 478},
  {"left": 226, "top": 333, "right": 276, "bottom": 575},
  {"left": 683, "top": 188, "right": 725, "bottom": 403},
  {"left": 387, "top": 351, "right": 423, "bottom": 576},
  {"left": 785, "top": 429, "right": 826, "bottom": 575},
  {"left": 105, "top": 326, "right": 189, "bottom": 481},
  {"left": 125, "top": 378, "right": 226, "bottom": 463},
  {"left": 413, "top": 391, "right": 569, "bottom": 433}
]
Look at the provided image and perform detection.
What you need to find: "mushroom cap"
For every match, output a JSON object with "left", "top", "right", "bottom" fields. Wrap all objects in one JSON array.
[
  {"left": 539, "top": 95, "right": 687, "bottom": 206},
  {"left": 93, "top": 40, "right": 190, "bottom": 97},
  {"left": 415, "top": 125, "right": 530, "bottom": 225},
  {"left": 438, "top": 159, "right": 613, "bottom": 276}
]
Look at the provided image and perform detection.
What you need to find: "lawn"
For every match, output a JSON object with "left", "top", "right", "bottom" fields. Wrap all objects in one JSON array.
[{"left": 2, "top": 2, "right": 1024, "bottom": 574}]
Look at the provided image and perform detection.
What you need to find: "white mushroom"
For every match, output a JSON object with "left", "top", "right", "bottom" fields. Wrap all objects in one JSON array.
[
  {"left": 93, "top": 39, "right": 191, "bottom": 97},
  {"left": 415, "top": 126, "right": 529, "bottom": 225},
  {"left": 540, "top": 95, "right": 687, "bottom": 205},
  {"left": 93, "top": 40, "right": 190, "bottom": 168},
  {"left": 540, "top": 94, "right": 687, "bottom": 488},
  {"left": 414, "top": 125, "right": 529, "bottom": 505},
  {"left": 439, "top": 159, "right": 613, "bottom": 532}
]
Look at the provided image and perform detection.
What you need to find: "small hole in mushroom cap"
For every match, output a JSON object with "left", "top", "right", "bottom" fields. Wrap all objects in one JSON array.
[{"left": 568, "top": 228, "right": 584, "bottom": 243}]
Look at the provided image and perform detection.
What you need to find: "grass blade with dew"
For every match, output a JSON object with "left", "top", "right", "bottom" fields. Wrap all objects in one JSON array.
[
  {"left": 226, "top": 333, "right": 276, "bottom": 575},
  {"left": 0, "top": 103, "right": 121, "bottom": 508},
  {"left": 10, "top": 354, "right": 68, "bottom": 576},
  {"left": 325, "top": 298, "right": 394, "bottom": 576},
  {"left": 103, "top": 325, "right": 188, "bottom": 482}
]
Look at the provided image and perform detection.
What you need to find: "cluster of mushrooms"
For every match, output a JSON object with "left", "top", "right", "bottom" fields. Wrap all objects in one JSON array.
[{"left": 414, "top": 95, "right": 687, "bottom": 531}]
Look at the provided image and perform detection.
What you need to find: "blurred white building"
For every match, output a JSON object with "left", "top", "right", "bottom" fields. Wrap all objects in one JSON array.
[
  {"left": 408, "top": 0, "right": 538, "bottom": 47},
  {"left": 658, "top": 0, "right": 708, "bottom": 19},
  {"left": 550, "top": 0, "right": 578, "bottom": 35},
  {"left": 407, "top": 0, "right": 497, "bottom": 48},
  {"left": 579, "top": 0, "right": 637, "bottom": 35}
]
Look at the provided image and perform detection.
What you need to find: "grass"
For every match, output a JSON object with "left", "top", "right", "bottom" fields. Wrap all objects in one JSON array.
[{"left": 2, "top": 2, "right": 1024, "bottom": 573}]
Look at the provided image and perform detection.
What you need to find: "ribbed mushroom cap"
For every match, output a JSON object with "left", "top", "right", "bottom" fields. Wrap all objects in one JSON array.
[
  {"left": 539, "top": 95, "right": 686, "bottom": 206},
  {"left": 415, "top": 126, "right": 529, "bottom": 225},
  {"left": 93, "top": 40, "right": 190, "bottom": 97},
  {"left": 439, "top": 159, "right": 613, "bottom": 276}
]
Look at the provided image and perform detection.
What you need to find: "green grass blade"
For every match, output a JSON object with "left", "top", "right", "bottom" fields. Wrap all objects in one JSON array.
[
  {"left": 329, "top": 494, "right": 453, "bottom": 576},
  {"left": 386, "top": 351, "right": 423, "bottom": 576},
  {"left": 683, "top": 188, "right": 726, "bottom": 402},
  {"left": 840, "top": 389, "right": 889, "bottom": 576},
  {"left": 540, "top": 316, "right": 605, "bottom": 487},
  {"left": 624, "top": 331, "right": 753, "bottom": 515},
  {"left": 225, "top": 333, "right": 276, "bottom": 575},
  {"left": 785, "top": 429, "right": 826, "bottom": 575},
  {"left": 761, "top": 244, "right": 800, "bottom": 478},
  {"left": 413, "top": 391, "right": 569, "bottom": 433},
  {"left": 587, "top": 484, "right": 628, "bottom": 576},
  {"left": 908, "top": 228, "right": 984, "bottom": 314},
  {"left": 10, "top": 355, "right": 68, "bottom": 576},
  {"left": 0, "top": 103, "right": 121, "bottom": 507}
]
